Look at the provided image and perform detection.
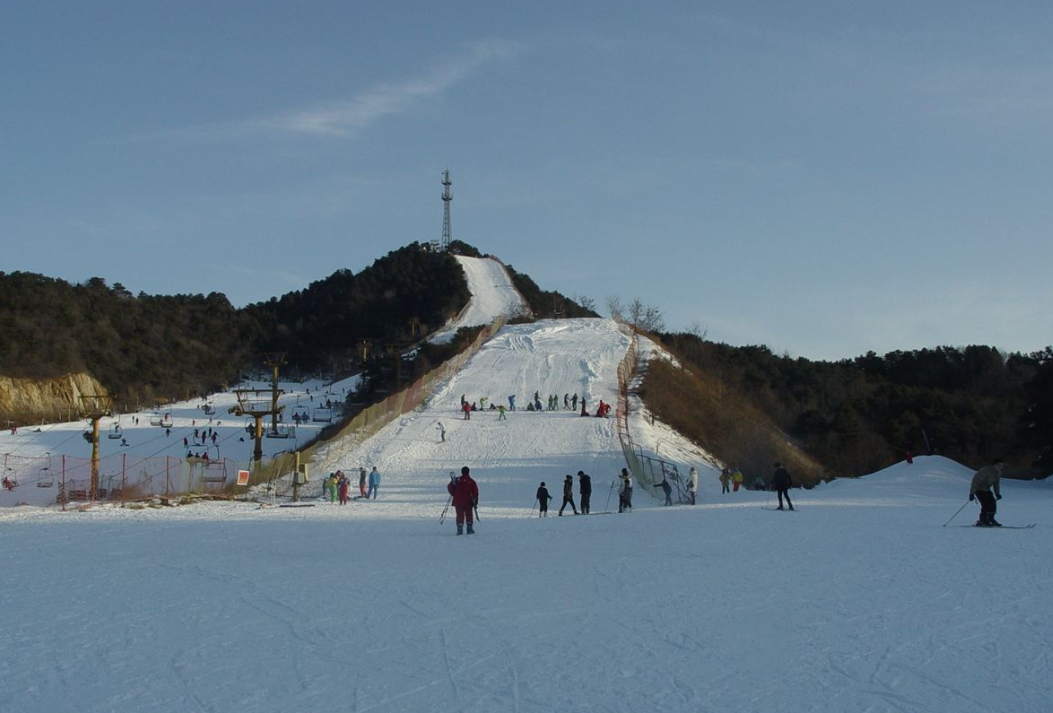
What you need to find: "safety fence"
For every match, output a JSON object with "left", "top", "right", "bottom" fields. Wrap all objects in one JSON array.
[{"left": 0, "top": 452, "right": 253, "bottom": 509}]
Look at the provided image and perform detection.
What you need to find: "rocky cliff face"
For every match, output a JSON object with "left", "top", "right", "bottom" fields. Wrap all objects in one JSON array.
[{"left": 0, "top": 373, "right": 109, "bottom": 425}]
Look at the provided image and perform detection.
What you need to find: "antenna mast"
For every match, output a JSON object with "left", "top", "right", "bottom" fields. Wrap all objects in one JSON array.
[{"left": 441, "top": 169, "right": 453, "bottom": 251}]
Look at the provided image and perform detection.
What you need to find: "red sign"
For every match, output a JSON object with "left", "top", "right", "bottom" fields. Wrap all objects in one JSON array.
[{"left": 236, "top": 470, "right": 250, "bottom": 486}]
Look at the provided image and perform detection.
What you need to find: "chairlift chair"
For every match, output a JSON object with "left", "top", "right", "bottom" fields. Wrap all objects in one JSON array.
[
  {"left": 159, "top": 413, "right": 174, "bottom": 428},
  {"left": 312, "top": 407, "right": 333, "bottom": 423},
  {"left": 202, "top": 445, "right": 227, "bottom": 484},
  {"left": 108, "top": 422, "right": 123, "bottom": 440},
  {"left": 37, "top": 453, "right": 54, "bottom": 487},
  {"left": 149, "top": 412, "right": 163, "bottom": 426},
  {"left": 202, "top": 402, "right": 215, "bottom": 415},
  {"left": 266, "top": 423, "right": 295, "bottom": 439}
]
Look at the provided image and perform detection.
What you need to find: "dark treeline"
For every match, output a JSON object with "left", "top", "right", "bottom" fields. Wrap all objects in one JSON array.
[
  {"left": 0, "top": 244, "right": 473, "bottom": 410},
  {"left": 657, "top": 332, "right": 1053, "bottom": 477}
]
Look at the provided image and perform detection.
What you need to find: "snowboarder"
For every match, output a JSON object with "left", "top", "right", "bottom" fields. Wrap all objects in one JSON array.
[
  {"left": 536, "top": 482, "right": 553, "bottom": 517},
  {"left": 772, "top": 463, "right": 793, "bottom": 510},
  {"left": 559, "top": 475, "right": 578, "bottom": 516},
  {"left": 732, "top": 467, "right": 743, "bottom": 492},
  {"left": 970, "top": 458, "right": 1004, "bottom": 527},
  {"left": 436, "top": 421, "right": 446, "bottom": 442},
  {"left": 448, "top": 466, "right": 480, "bottom": 535},
  {"left": 578, "top": 470, "right": 592, "bottom": 514},
  {"left": 688, "top": 467, "right": 699, "bottom": 505},
  {"left": 618, "top": 468, "right": 633, "bottom": 513},
  {"left": 368, "top": 466, "right": 381, "bottom": 499}
]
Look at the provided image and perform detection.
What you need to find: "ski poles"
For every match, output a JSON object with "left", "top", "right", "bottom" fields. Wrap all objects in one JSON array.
[
  {"left": 528, "top": 498, "right": 538, "bottom": 518},
  {"left": 604, "top": 480, "right": 616, "bottom": 513},
  {"left": 440, "top": 495, "right": 452, "bottom": 524},
  {"left": 942, "top": 499, "right": 972, "bottom": 527}
]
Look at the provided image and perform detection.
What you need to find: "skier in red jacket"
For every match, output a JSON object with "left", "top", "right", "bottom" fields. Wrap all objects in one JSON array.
[{"left": 447, "top": 466, "right": 480, "bottom": 535}]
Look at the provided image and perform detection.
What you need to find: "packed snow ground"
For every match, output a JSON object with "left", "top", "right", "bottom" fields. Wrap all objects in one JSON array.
[
  {"left": 428, "top": 255, "right": 528, "bottom": 343},
  {"left": 2, "top": 257, "right": 1052, "bottom": 712}
]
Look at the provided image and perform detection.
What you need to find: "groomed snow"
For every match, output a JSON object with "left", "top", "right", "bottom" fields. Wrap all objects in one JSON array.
[
  {"left": 429, "top": 255, "right": 528, "bottom": 343},
  {"left": 2, "top": 257, "right": 1051, "bottom": 712}
]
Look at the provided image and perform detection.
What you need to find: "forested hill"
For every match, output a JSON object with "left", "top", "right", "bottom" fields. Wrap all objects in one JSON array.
[
  {"left": 0, "top": 242, "right": 594, "bottom": 416},
  {"left": 651, "top": 333, "right": 1053, "bottom": 478}
]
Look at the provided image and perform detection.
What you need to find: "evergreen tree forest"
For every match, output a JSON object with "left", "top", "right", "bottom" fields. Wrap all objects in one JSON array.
[{"left": 655, "top": 332, "right": 1053, "bottom": 477}]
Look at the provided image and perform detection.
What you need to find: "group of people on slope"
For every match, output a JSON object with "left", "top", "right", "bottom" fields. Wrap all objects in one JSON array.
[
  {"left": 323, "top": 466, "right": 380, "bottom": 504},
  {"left": 719, "top": 467, "right": 744, "bottom": 493},
  {"left": 536, "top": 470, "right": 594, "bottom": 516}
]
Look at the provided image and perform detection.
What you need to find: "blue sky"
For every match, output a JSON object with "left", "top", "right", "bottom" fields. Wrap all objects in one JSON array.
[{"left": 2, "top": 1, "right": 1050, "bottom": 360}]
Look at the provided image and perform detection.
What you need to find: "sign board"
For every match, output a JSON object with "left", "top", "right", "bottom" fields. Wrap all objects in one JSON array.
[{"left": 236, "top": 470, "right": 250, "bottom": 486}]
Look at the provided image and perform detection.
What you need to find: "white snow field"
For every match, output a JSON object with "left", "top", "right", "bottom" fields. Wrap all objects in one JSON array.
[
  {"left": 3, "top": 257, "right": 1052, "bottom": 712},
  {"left": 429, "top": 255, "right": 529, "bottom": 343}
]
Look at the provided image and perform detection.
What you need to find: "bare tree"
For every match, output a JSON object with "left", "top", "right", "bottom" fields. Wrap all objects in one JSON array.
[
  {"left": 688, "top": 321, "right": 709, "bottom": 341},
  {"left": 627, "top": 298, "right": 645, "bottom": 327},
  {"left": 576, "top": 294, "right": 597, "bottom": 313},
  {"left": 605, "top": 295, "right": 623, "bottom": 321}
]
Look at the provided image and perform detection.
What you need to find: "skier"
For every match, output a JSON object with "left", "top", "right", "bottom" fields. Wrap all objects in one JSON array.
[
  {"left": 772, "top": 463, "right": 793, "bottom": 510},
  {"left": 436, "top": 421, "right": 446, "bottom": 442},
  {"left": 358, "top": 466, "right": 367, "bottom": 497},
  {"left": 571, "top": 393, "right": 578, "bottom": 410},
  {"left": 448, "top": 466, "right": 480, "bottom": 535},
  {"left": 462, "top": 401, "right": 471, "bottom": 420},
  {"left": 498, "top": 405, "right": 507, "bottom": 420},
  {"left": 536, "top": 481, "right": 553, "bottom": 517},
  {"left": 732, "top": 467, "right": 743, "bottom": 492},
  {"left": 688, "top": 466, "right": 699, "bottom": 505},
  {"left": 578, "top": 470, "right": 592, "bottom": 514},
  {"left": 559, "top": 474, "right": 578, "bottom": 516},
  {"left": 618, "top": 468, "right": 633, "bottom": 513},
  {"left": 564, "top": 393, "right": 570, "bottom": 410},
  {"left": 368, "top": 466, "right": 381, "bottom": 499},
  {"left": 720, "top": 468, "right": 731, "bottom": 494},
  {"left": 969, "top": 458, "right": 1004, "bottom": 527},
  {"left": 508, "top": 395, "right": 516, "bottom": 411}
]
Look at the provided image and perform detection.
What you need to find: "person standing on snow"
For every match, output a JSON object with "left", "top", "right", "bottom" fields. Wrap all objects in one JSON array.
[
  {"left": 559, "top": 474, "right": 579, "bottom": 516},
  {"left": 578, "top": 471, "right": 592, "bottom": 514},
  {"left": 448, "top": 466, "right": 480, "bottom": 534},
  {"left": 719, "top": 468, "right": 731, "bottom": 494},
  {"left": 536, "top": 482, "right": 553, "bottom": 517},
  {"left": 498, "top": 405, "right": 507, "bottom": 420},
  {"left": 657, "top": 476, "right": 673, "bottom": 506},
  {"left": 970, "top": 459, "right": 1004, "bottom": 527},
  {"left": 462, "top": 401, "right": 471, "bottom": 420},
  {"left": 732, "top": 467, "right": 743, "bottom": 492},
  {"left": 618, "top": 468, "right": 633, "bottom": 513},
  {"left": 688, "top": 467, "right": 699, "bottom": 505},
  {"left": 337, "top": 471, "right": 350, "bottom": 505},
  {"left": 368, "top": 466, "right": 381, "bottom": 499},
  {"left": 436, "top": 421, "right": 446, "bottom": 442},
  {"left": 508, "top": 395, "right": 516, "bottom": 412},
  {"left": 772, "top": 463, "right": 794, "bottom": 511},
  {"left": 358, "top": 467, "right": 367, "bottom": 498}
]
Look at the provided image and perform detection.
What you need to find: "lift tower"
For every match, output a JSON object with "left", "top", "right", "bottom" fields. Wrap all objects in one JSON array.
[
  {"left": 230, "top": 389, "right": 284, "bottom": 462},
  {"left": 79, "top": 394, "right": 114, "bottom": 500},
  {"left": 263, "top": 352, "right": 286, "bottom": 435},
  {"left": 441, "top": 169, "right": 453, "bottom": 251}
]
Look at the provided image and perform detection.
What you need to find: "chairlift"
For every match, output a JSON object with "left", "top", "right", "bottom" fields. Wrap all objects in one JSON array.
[
  {"left": 266, "top": 423, "right": 296, "bottom": 439},
  {"left": 202, "top": 402, "right": 216, "bottom": 415},
  {"left": 244, "top": 418, "right": 256, "bottom": 435},
  {"left": 37, "top": 453, "right": 54, "bottom": 487},
  {"left": 108, "top": 421, "right": 123, "bottom": 440},
  {"left": 159, "top": 413, "right": 173, "bottom": 428},
  {"left": 312, "top": 407, "right": 333, "bottom": 423},
  {"left": 202, "top": 445, "right": 228, "bottom": 484},
  {"left": 149, "top": 412, "right": 164, "bottom": 426}
]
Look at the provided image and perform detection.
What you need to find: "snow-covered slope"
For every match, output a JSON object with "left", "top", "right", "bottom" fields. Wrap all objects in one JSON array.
[
  {"left": 429, "top": 255, "right": 528, "bottom": 343},
  {"left": 2, "top": 257, "right": 1052, "bottom": 712}
]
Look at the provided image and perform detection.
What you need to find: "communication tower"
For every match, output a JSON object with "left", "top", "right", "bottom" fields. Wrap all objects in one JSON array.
[{"left": 441, "top": 169, "right": 453, "bottom": 251}]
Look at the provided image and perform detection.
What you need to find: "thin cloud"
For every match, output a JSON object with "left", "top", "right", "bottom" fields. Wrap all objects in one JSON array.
[{"left": 139, "top": 39, "right": 524, "bottom": 143}]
